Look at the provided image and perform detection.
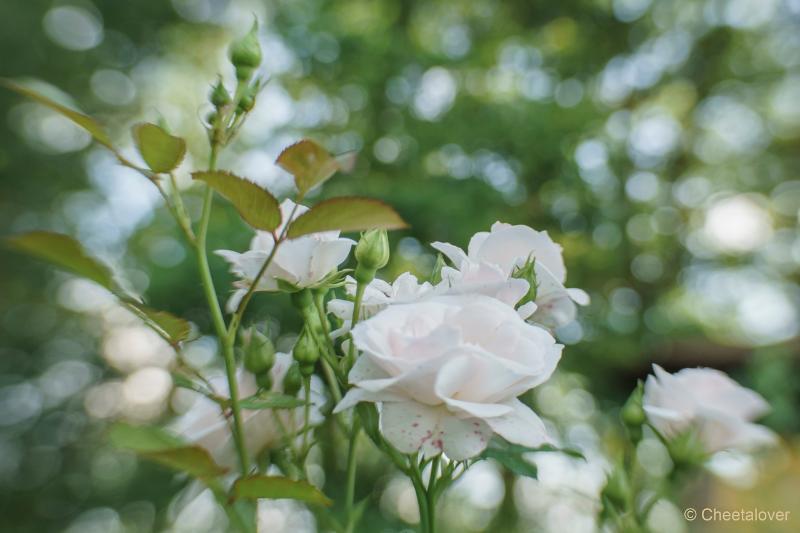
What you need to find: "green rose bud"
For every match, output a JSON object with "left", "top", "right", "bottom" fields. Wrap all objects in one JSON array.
[
  {"left": 256, "top": 372, "right": 273, "bottom": 390},
  {"left": 242, "top": 327, "right": 276, "bottom": 374},
  {"left": 511, "top": 254, "right": 538, "bottom": 307},
  {"left": 236, "top": 83, "right": 257, "bottom": 114},
  {"left": 210, "top": 79, "right": 231, "bottom": 108},
  {"left": 229, "top": 22, "right": 262, "bottom": 81},
  {"left": 354, "top": 229, "right": 390, "bottom": 284},
  {"left": 667, "top": 429, "right": 707, "bottom": 470},
  {"left": 292, "top": 327, "right": 319, "bottom": 377},
  {"left": 601, "top": 463, "right": 631, "bottom": 511},
  {"left": 621, "top": 380, "right": 646, "bottom": 443},
  {"left": 283, "top": 362, "right": 303, "bottom": 396}
]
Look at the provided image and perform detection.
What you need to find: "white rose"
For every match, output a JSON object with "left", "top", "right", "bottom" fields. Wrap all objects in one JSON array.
[
  {"left": 435, "top": 260, "right": 537, "bottom": 319},
  {"left": 643, "top": 365, "right": 777, "bottom": 453},
  {"left": 432, "top": 222, "right": 588, "bottom": 328},
  {"left": 171, "top": 353, "right": 327, "bottom": 467},
  {"left": 334, "top": 294, "right": 563, "bottom": 460},
  {"left": 216, "top": 199, "right": 355, "bottom": 312},
  {"left": 327, "top": 272, "right": 433, "bottom": 337}
]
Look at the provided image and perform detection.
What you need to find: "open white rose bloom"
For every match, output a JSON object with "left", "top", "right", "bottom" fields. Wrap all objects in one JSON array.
[
  {"left": 172, "top": 353, "right": 327, "bottom": 468},
  {"left": 642, "top": 364, "right": 777, "bottom": 453},
  {"left": 432, "top": 222, "right": 589, "bottom": 329},
  {"left": 216, "top": 199, "right": 355, "bottom": 312},
  {"left": 327, "top": 272, "right": 433, "bottom": 337},
  {"left": 334, "top": 294, "right": 563, "bottom": 460}
]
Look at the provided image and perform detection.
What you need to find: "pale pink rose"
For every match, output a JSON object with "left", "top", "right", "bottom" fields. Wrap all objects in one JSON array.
[
  {"left": 335, "top": 294, "right": 562, "bottom": 460},
  {"left": 216, "top": 199, "right": 354, "bottom": 312},
  {"left": 432, "top": 222, "right": 589, "bottom": 328},
  {"left": 171, "top": 353, "right": 326, "bottom": 468},
  {"left": 643, "top": 365, "right": 777, "bottom": 453}
]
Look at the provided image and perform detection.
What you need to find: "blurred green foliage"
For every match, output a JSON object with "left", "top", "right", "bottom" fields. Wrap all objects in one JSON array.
[{"left": 1, "top": 0, "right": 799, "bottom": 531}]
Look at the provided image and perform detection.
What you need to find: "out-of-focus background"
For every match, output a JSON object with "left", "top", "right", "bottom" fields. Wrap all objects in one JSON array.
[{"left": 1, "top": 0, "right": 798, "bottom": 532}]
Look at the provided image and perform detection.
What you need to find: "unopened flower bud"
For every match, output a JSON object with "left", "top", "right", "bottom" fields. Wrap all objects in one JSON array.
[
  {"left": 229, "top": 22, "right": 262, "bottom": 81},
  {"left": 292, "top": 327, "right": 319, "bottom": 377},
  {"left": 256, "top": 372, "right": 273, "bottom": 390},
  {"left": 511, "top": 254, "right": 538, "bottom": 307},
  {"left": 601, "top": 463, "right": 631, "bottom": 511},
  {"left": 667, "top": 430, "right": 707, "bottom": 469},
  {"left": 621, "top": 380, "right": 646, "bottom": 441},
  {"left": 210, "top": 79, "right": 231, "bottom": 108},
  {"left": 355, "top": 229, "right": 390, "bottom": 284},
  {"left": 283, "top": 362, "right": 303, "bottom": 396},
  {"left": 242, "top": 327, "right": 275, "bottom": 374},
  {"left": 237, "top": 84, "right": 257, "bottom": 114}
]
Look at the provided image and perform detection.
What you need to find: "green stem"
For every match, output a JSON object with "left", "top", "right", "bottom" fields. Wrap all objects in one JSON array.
[
  {"left": 426, "top": 456, "right": 440, "bottom": 533},
  {"left": 346, "top": 281, "right": 367, "bottom": 368},
  {"left": 168, "top": 171, "right": 196, "bottom": 243},
  {"left": 195, "top": 146, "right": 250, "bottom": 475},
  {"left": 312, "top": 291, "right": 344, "bottom": 402},
  {"left": 408, "top": 460, "right": 431, "bottom": 533},
  {"left": 301, "top": 376, "right": 312, "bottom": 454},
  {"left": 344, "top": 418, "right": 361, "bottom": 533}
]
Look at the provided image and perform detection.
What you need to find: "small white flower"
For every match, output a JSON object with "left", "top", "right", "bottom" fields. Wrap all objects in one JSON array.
[
  {"left": 432, "top": 222, "right": 588, "bottom": 328},
  {"left": 171, "top": 353, "right": 326, "bottom": 468},
  {"left": 216, "top": 199, "right": 355, "bottom": 312},
  {"left": 643, "top": 365, "right": 777, "bottom": 453},
  {"left": 327, "top": 272, "right": 433, "bottom": 337},
  {"left": 334, "top": 294, "right": 562, "bottom": 460}
]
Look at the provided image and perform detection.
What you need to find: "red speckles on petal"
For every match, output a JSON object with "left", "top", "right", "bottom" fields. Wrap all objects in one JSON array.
[
  {"left": 412, "top": 422, "right": 419, "bottom": 427},
  {"left": 433, "top": 439, "right": 443, "bottom": 450}
]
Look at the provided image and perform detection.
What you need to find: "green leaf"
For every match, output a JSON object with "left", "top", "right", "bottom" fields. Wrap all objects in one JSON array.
[
  {"left": 109, "top": 423, "right": 227, "bottom": 478},
  {"left": 0, "top": 78, "right": 113, "bottom": 148},
  {"left": 127, "top": 302, "right": 191, "bottom": 346},
  {"left": 4, "top": 231, "right": 191, "bottom": 345},
  {"left": 481, "top": 447, "right": 539, "bottom": 479},
  {"left": 238, "top": 391, "right": 304, "bottom": 410},
  {"left": 5, "top": 231, "right": 116, "bottom": 291},
  {"left": 480, "top": 438, "right": 585, "bottom": 479},
  {"left": 286, "top": 197, "right": 407, "bottom": 239},
  {"left": 133, "top": 123, "right": 186, "bottom": 173},
  {"left": 193, "top": 171, "right": 281, "bottom": 232},
  {"left": 142, "top": 447, "right": 229, "bottom": 478},
  {"left": 231, "top": 475, "right": 332, "bottom": 506},
  {"left": 276, "top": 139, "right": 340, "bottom": 198},
  {"left": 108, "top": 422, "right": 185, "bottom": 452}
]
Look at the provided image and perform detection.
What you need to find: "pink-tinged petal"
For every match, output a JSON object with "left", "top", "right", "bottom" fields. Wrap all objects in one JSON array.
[
  {"left": 249, "top": 231, "right": 276, "bottom": 252},
  {"left": 485, "top": 398, "right": 552, "bottom": 447},
  {"left": 434, "top": 355, "right": 515, "bottom": 417},
  {"left": 466, "top": 231, "right": 490, "bottom": 258},
  {"left": 309, "top": 238, "right": 355, "bottom": 281},
  {"left": 517, "top": 301, "right": 538, "bottom": 320},
  {"left": 349, "top": 354, "right": 390, "bottom": 383},
  {"left": 333, "top": 387, "right": 404, "bottom": 413},
  {"left": 430, "top": 241, "right": 468, "bottom": 267},
  {"left": 380, "top": 401, "right": 445, "bottom": 455},
  {"left": 225, "top": 288, "right": 247, "bottom": 314},
  {"left": 472, "top": 225, "right": 566, "bottom": 282},
  {"left": 441, "top": 415, "right": 493, "bottom": 460},
  {"left": 567, "top": 288, "right": 590, "bottom": 306}
]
